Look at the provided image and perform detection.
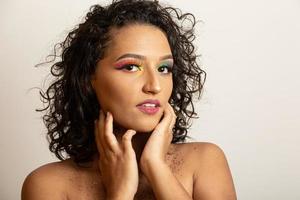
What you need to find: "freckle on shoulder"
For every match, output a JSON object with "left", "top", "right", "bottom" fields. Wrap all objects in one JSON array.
[
  {"left": 167, "top": 142, "right": 226, "bottom": 168},
  {"left": 185, "top": 142, "right": 223, "bottom": 151},
  {"left": 173, "top": 142, "right": 226, "bottom": 161},
  {"left": 184, "top": 142, "right": 229, "bottom": 171}
]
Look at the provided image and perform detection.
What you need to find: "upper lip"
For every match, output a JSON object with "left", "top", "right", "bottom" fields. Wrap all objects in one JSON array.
[{"left": 137, "top": 99, "right": 161, "bottom": 107}]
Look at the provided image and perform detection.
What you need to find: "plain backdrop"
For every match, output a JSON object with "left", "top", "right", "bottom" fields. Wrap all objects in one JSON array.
[{"left": 0, "top": 0, "right": 299, "bottom": 199}]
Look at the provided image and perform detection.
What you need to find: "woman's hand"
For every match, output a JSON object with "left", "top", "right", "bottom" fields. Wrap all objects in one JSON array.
[
  {"left": 94, "top": 110, "right": 138, "bottom": 200},
  {"left": 139, "top": 103, "right": 177, "bottom": 174}
]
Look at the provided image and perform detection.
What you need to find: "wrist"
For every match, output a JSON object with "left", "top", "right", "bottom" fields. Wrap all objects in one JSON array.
[
  {"left": 107, "top": 191, "right": 135, "bottom": 200},
  {"left": 140, "top": 158, "right": 167, "bottom": 176},
  {"left": 107, "top": 195, "right": 133, "bottom": 200}
]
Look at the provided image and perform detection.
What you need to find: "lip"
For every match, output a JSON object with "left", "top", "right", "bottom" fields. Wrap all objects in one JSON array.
[
  {"left": 136, "top": 99, "right": 161, "bottom": 115},
  {"left": 136, "top": 99, "right": 161, "bottom": 107},
  {"left": 137, "top": 106, "right": 160, "bottom": 115}
]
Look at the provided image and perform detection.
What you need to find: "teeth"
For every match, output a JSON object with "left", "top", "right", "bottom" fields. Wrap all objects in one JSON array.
[{"left": 142, "top": 103, "right": 156, "bottom": 107}]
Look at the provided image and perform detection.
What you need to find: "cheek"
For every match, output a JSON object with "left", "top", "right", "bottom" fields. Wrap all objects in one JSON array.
[
  {"left": 93, "top": 72, "right": 173, "bottom": 131},
  {"left": 164, "top": 78, "right": 173, "bottom": 99},
  {"left": 95, "top": 77, "right": 137, "bottom": 111}
]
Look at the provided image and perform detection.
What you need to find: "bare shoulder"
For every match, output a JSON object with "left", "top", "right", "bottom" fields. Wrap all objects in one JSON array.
[
  {"left": 174, "top": 142, "right": 237, "bottom": 200},
  {"left": 186, "top": 142, "right": 227, "bottom": 161},
  {"left": 172, "top": 142, "right": 227, "bottom": 165},
  {"left": 21, "top": 159, "right": 76, "bottom": 200}
]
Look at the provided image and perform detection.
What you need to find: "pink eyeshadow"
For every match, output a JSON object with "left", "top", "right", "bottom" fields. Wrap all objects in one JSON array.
[{"left": 114, "top": 59, "right": 139, "bottom": 69}]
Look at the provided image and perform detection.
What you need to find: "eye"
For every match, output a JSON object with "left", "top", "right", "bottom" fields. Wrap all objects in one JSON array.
[
  {"left": 120, "top": 64, "right": 142, "bottom": 72},
  {"left": 158, "top": 64, "right": 173, "bottom": 74}
]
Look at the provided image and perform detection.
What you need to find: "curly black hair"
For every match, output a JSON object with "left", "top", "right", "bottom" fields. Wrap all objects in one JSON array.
[{"left": 37, "top": 0, "right": 206, "bottom": 164}]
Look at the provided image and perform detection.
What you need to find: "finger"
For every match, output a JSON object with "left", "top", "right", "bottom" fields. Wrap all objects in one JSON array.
[
  {"left": 99, "top": 110, "right": 117, "bottom": 153},
  {"left": 168, "top": 102, "right": 176, "bottom": 116},
  {"left": 153, "top": 103, "right": 173, "bottom": 134},
  {"left": 168, "top": 112, "right": 176, "bottom": 132},
  {"left": 104, "top": 111, "right": 120, "bottom": 153},
  {"left": 168, "top": 104, "right": 177, "bottom": 131},
  {"left": 97, "top": 110, "right": 113, "bottom": 159},
  {"left": 99, "top": 109, "right": 106, "bottom": 145},
  {"left": 122, "top": 129, "right": 137, "bottom": 152},
  {"left": 94, "top": 118, "right": 104, "bottom": 155}
]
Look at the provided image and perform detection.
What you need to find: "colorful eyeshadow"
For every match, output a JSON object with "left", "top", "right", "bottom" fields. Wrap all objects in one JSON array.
[
  {"left": 159, "top": 59, "right": 173, "bottom": 67},
  {"left": 114, "top": 58, "right": 142, "bottom": 69}
]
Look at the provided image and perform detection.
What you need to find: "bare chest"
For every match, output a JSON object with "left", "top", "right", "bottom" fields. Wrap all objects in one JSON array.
[
  {"left": 67, "top": 174, "right": 192, "bottom": 200},
  {"left": 134, "top": 171, "right": 193, "bottom": 200},
  {"left": 67, "top": 149, "right": 193, "bottom": 199}
]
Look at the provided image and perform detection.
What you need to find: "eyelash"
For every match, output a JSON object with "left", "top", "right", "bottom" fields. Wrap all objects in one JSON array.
[{"left": 119, "top": 64, "right": 173, "bottom": 74}]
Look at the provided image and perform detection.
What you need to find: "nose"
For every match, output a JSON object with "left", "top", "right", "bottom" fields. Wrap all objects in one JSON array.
[{"left": 142, "top": 68, "right": 161, "bottom": 94}]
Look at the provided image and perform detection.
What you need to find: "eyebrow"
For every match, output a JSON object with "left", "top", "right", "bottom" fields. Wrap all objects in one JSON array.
[{"left": 115, "top": 53, "right": 173, "bottom": 61}]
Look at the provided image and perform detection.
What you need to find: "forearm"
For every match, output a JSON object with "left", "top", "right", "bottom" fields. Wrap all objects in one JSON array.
[
  {"left": 143, "top": 161, "right": 193, "bottom": 200},
  {"left": 105, "top": 188, "right": 135, "bottom": 200}
]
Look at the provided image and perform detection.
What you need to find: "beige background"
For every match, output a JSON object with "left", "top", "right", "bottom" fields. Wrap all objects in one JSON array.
[{"left": 1, "top": 0, "right": 300, "bottom": 199}]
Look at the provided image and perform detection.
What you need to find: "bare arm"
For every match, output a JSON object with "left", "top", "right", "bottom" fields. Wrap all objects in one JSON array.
[
  {"left": 141, "top": 142, "right": 237, "bottom": 200},
  {"left": 21, "top": 164, "right": 67, "bottom": 200},
  {"left": 140, "top": 103, "right": 193, "bottom": 200},
  {"left": 192, "top": 143, "right": 237, "bottom": 200},
  {"left": 21, "top": 159, "right": 128, "bottom": 200},
  {"left": 142, "top": 160, "right": 193, "bottom": 200}
]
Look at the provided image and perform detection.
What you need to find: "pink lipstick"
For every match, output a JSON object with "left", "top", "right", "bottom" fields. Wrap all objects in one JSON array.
[{"left": 136, "top": 99, "right": 160, "bottom": 115}]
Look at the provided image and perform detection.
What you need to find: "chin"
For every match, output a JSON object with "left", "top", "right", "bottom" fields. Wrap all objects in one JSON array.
[
  {"left": 134, "top": 126, "right": 155, "bottom": 133},
  {"left": 112, "top": 118, "right": 157, "bottom": 133},
  {"left": 113, "top": 110, "right": 162, "bottom": 132},
  {"left": 135, "top": 115, "right": 162, "bottom": 132},
  {"left": 124, "top": 119, "right": 155, "bottom": 132}
]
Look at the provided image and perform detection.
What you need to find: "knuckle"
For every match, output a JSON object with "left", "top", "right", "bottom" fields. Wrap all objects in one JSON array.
[
  {"left": 115, "top": 150, "right": 123, "bottom": 158},
  {"left": 122, "top": 134, "right": 131, "bottom": 142},
  {"left": 107, "top": 151, "right": 120, "bottom": 159},
  {"left": 104, "top": 133, "right": 111, "bottom": 141}
]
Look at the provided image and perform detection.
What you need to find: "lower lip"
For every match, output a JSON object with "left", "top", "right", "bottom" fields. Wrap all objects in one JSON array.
[{"left": 137, "top": 106, "right": 159, "bottom": 115}]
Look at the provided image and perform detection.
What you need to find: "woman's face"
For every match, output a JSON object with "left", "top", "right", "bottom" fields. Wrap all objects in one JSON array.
[{"left": 91, "top": 24, "right": 173, "bottom": 132}]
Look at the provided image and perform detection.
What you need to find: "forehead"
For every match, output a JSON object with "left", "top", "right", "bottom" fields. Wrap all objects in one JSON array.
[{"left": 105, "top": 24, "right": 172, "bottom": 57}]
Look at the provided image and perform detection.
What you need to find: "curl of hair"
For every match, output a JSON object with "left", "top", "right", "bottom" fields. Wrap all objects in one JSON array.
[{"left": 37, "top": 0, "right": 206, "bottom": 164}]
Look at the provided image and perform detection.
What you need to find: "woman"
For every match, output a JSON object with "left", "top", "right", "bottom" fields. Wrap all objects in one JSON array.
[{"left": 22, "top": 0, "right": 236, "bottom": 199}]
